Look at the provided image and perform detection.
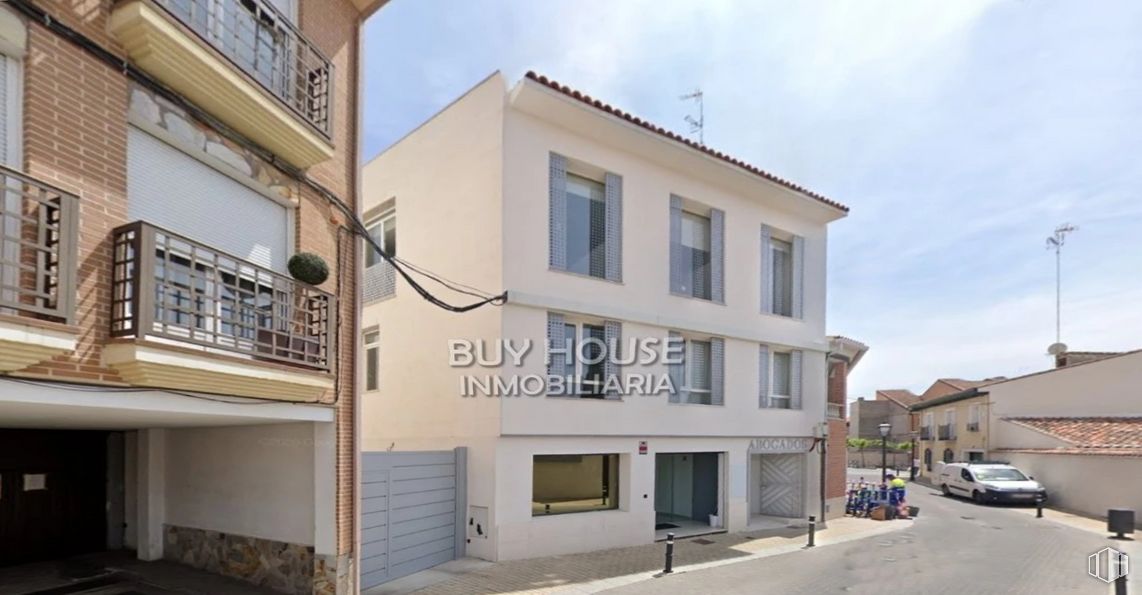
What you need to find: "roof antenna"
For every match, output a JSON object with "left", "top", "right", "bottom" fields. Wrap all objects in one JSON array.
[
  {"left": 680, "top": 88, "right": 704, "bottom": 145},
  {"left": 1045, "top": 223, "right": 1078, "bottom": 356}
]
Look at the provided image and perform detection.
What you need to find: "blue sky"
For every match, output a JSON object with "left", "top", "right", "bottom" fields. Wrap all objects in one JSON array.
[{"left": 361, "top": 0, "right": 1142, "bottom": 399}]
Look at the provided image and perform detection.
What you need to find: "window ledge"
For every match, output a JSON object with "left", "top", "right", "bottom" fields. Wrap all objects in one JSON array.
[
  {"left": 547, "top": 266, "right": 624, "bottom": 285},
  {"left": 667, "top": 401, "right": 724, "bottom": 408},
  {"left": 759, "top": 311, "right": 804, "bottom": 322},
  {"left": 669, "top": 291, "right": 724, "bottom": 305},
  {"left": 544, "top": 394, "right": 624, "bottom": 402}
]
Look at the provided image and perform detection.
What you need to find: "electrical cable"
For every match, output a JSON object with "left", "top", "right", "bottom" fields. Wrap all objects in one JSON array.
[{"left": 8, "top": 0, "right": 507, "bottom": 313}]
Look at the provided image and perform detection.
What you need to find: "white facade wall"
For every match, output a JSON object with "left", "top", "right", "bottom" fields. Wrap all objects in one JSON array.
[
  {"left": 361, "top": 73, "right": 841, "bottom": 561},
  {"left": 163, "top": 422, "right": 319, "bottom": 547},
  {"left": 1004, "top": 452, "right": 1142, "bottom": 525}
]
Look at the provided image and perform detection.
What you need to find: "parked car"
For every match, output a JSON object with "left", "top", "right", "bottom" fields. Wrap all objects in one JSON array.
[{"left": 937, "top": 462, "right": 1047, "bottom": 505}]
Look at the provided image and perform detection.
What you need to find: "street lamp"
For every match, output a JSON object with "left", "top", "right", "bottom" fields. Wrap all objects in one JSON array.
[{"left": 878, "top": 422, "right": 892, "bottom": 484}]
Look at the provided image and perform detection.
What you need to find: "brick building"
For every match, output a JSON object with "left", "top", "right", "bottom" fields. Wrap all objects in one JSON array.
[
  {"left": 825, "top": 335, "right": 867, "bottom": 518},
  {"left": 0, "top": 0, "right": 381, "bottom": 592}
]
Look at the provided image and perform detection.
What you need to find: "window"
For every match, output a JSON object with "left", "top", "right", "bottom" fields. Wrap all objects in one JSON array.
[
  {"left": 685, "top": 339, "right": 712, "bottom": 404},
  {"left": 968, "top": 404, "right": 981, "bottom": 425},
  {"left": 759, "top": 346, "right": 801, "bottom": 409},
  {"left": 771, "top": 351, "right": 792, "bottom": 408},
  {"left": 678, "top": 212, "right": 712, "bottom": 299},
  {"left": 532, "top": 454, "right": 619, "bottom": 515},
  {"left": 923, "top": 412, "right": 934, "bottom": 430},
  {"left": 560, "top": 322, "right": 607, "bottom": 397},
  {"left": 761, "top": 225, "right": 803, "bottom": 318},
  {"left": 943, "top": 448, "right": 954, "bottom": 464},
  {"left": 961, "top": 468, "right": 973, "bottom": 481},
  {"left": 564, "top": 174, "right": 606, "bottom": 278},
  {"left": 366, "top": 212, "right": 396, "bottom": 268},
  {"left": 364, "top": 330, "right": 379, "bottom": 392},
  {"left": 770, "top": 238, "right": 793, "bottom": 316},
  {"left": 924, "top": 448, "right": 932, "bottom": 471},
  {"left": 549, "top": 154, "right": 621, "bottom": 282}
]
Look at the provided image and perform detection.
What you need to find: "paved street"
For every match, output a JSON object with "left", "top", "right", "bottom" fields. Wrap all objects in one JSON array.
[{"left": 604, "top": 481, "right": 1120, "bottom": 595}]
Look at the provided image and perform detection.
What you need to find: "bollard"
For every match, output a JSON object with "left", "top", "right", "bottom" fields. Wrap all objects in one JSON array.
[
  {"left": 1036, "top": 496, "right": 1044, "bottom": 519},
  {"left": 1114, "top": 574, "right": 1125, "bottom": 595},
  {"left": 807, "top": 515, "right": 816, "bottom": 548},
  {"left": 663, "top": 532, "right": 675, "bottom": 574}
]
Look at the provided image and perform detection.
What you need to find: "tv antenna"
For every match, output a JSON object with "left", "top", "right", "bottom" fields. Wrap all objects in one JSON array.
[
  {"left": 680, "top": 89, "right": 704, "bottom": 145},
  {"left": 1045, "top": 223, "right": 1078, "bottom": 354}
]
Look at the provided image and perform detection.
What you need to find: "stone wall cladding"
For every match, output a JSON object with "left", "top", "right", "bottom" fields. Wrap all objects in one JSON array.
[{"left": 164, "top": 525, "right": 315, "bottom": 594}]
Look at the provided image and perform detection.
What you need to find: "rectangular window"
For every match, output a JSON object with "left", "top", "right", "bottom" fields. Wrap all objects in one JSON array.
[
  {"left": 679, "top": 212, "right": 712, "bottom": 299},
  {"left": 564, "top": 174, "right": 607, "bottom": 278},
  {"left": 366, "top": 212, "right": 396, "bottom": 268},
  {"left": 771, "top": 238, "right": 793, "bottom": 317},
  {"left": 968, "top": 404, "right": 981, "bottom": 424},
  {"left": 685, "top": 339, "right": 712, "bottom": 404},
  {"left": 364, "top": 330, "right": 379, "bottom": 392},
  {"left": 532, "top": 454, "right": 619, "bottom": 516},
  {"left": 923, "top": 412, "right": 934, "bottom": 429},
  {"left": 559, "top": 321, "right": 608, "bottom": 398},
  {"left": 769, "top": 351, "right": 792, "bottom": 409}
]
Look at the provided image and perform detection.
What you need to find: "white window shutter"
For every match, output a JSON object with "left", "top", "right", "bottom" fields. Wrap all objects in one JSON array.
[
  {"left": 603, "top": 320, "right": 622, "bottom": 400},
  {"left": 0, "top": 57, "right": 8, "bottom": 165},
  {"left": 710, "top": 208, "right": 724, "bottom": 304},
  {"left": 548, "top": 153, "right": 567, "bottom": 270},
  {"left": 604, "top": 172, "right": 622, "bottom": 282},
  {"left": 760, "top": 225, "right": 772, "bottom": 314},
  {"left": 669, "top": 195, "right": 683, "bottom": 293},
  {"left": 668, "top": 330, "right": 684, "bottom": 403},
  {"left": 790, "top": 350, "right": 803, "bottom": 410},
  {"left": 758, "top": 344, "right": 770, "bottom": 408},
  {"left": 546, "top": 312, "right": 566, "bottom": 395},
  {"left": 710, "top": 337, "right": 724, "bottom": 405},
  {"left": 792, "top": 234, "right": 805, "bottom": 319}
]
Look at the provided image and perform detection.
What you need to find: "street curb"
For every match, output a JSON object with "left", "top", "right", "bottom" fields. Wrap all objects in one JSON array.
[{"left": 550, "top": 519, "right": 916, "bottom": 594}]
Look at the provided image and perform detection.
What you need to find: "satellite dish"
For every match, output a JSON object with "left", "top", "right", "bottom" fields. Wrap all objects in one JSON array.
[{"left": 1047, "top": 342, "right": 1068, "bottom": 356}]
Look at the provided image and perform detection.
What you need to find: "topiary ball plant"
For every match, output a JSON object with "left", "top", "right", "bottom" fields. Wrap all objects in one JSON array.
[{"left": 288, "top": 252, "right": 329, "bottom": 286}]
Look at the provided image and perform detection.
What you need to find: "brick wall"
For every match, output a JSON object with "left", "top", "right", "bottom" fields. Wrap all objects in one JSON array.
[
  {"left": 14, "top": 0, "right": 364, "bottom": 581},
  {"left": 825, "top": 358, "right": 849, "bottom": 499}
]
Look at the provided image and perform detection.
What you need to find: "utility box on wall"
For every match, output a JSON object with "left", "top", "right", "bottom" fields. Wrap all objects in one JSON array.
[{"left": 468, "top": 505, "right": 489, "bottom": 541}]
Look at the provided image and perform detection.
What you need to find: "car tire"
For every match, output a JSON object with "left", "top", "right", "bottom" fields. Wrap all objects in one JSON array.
[
  {"left": 972, "top": 490, "right": 985, "bottom": 504},
  {"left": 941, "top": 484, "right": 951, "bottom": 497}
]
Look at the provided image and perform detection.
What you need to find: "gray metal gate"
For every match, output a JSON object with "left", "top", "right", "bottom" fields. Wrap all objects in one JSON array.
[{"left": 360, "top": 448, "right": 467, "bottom": 590}]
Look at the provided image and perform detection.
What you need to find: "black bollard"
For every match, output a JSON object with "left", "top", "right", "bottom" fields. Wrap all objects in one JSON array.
[
  {"left": 1036, "top": 496, "right": 1044, "bottom": 519},
  {"left": 807, "top": 515, "right": 816, "bottom": 547},
  {"left": 1115, "top": 574, "right": 1126, "bottom": 595},
  {"left": 663, "top": 532, "right": 675, "bottom": 574}
]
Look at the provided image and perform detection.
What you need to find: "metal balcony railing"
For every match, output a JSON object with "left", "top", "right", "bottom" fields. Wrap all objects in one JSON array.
[
  {"left": 0, "top": 165, "right": 78, "bottom": 324},
  {"left": 150, "top": 0, "right": 333, "bottom": 139},
  {"left": 110, "top": 221, "right": 335, "bottom": 371},
  {"left": 827, "top": 402, "right": 844, "bottom": 419},
  {"left": 967, "top": 421, "right": 980, "bottom": 432},
  {"left": 938, "top": 424, "right": 955, "bottom": 440},
  {"left": 919, "top": 427, "right": 932, "bottom": 440}
]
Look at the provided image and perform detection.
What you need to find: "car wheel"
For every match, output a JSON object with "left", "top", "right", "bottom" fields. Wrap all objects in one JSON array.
[
  {"left": 941, "top": 484, "right": 951, "bottom": 497},
  {"left": 972, "top": 490, "right": 985, "bottom": 504}
]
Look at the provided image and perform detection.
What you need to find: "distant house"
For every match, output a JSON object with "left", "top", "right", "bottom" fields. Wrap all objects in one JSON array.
[
  {"left": 849, "top": 390, "right": 917, "bottom": 442},
  {"left": 913, "top": 350, "right": 1142, "bottom": 524}
]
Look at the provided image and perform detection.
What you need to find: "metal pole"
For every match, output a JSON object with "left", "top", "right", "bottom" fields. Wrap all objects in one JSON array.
[
  {"left": 807, "top": 515, "right": 816, "bottom": 547},
  {"left": 1036, "top": 496, "right": 1044, "bottom": 518},
  {"left": 881, "top": 440, "right": 887, "bottom": 484},
  {"left": 1115, "top": 573, "right": 1127, "bottom": 595},
  {"left": 663, "top": 533, "right": 675, "bottom": 574},
  {"left": 1114, "top": 549, "right": 1127, "bottom": 595},
  {"left": 1056, "top": 243, "right": 1061, "bottom": 344}
]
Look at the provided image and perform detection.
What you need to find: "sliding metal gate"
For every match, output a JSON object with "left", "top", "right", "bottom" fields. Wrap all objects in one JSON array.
[{"left": 360, "top": 448, "right": 467, "bottom": 590}]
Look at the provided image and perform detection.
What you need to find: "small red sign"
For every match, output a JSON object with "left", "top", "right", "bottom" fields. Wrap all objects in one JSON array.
[{"left": 638, "top": 441, "right": 648, "bottom": 455}]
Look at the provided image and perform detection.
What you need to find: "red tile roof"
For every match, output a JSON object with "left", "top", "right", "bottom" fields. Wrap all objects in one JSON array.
[
  {"left": 1000, "top": 417, "right": 1142, "bottom": 457},
  {"left": 876, "top": 389, "right": 921, "bottom": 408},
  {"left": 524, "top": 72, "right": 849, "bottom": 213}
]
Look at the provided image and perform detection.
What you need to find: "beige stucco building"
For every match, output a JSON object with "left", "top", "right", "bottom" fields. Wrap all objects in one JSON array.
[{"left": 360, "top": 72, "right": 848, "bottom": 564}]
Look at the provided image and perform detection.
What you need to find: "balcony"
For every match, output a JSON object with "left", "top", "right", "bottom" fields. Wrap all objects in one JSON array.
[
  {"left": 967, "top": 421, "right": 980, "bottom": 432},
  {"left": 110, "top": 0, "right": 335, "bottom": 168},
  {"left": 919, "top": 427, "right": 932, "bottom": 440},
  {"left": 105, "top": 221, "right": 335, "bottom": 401},
  {"left": 826, "top": 402, "right": 844, "bottom": 420},
  {"left": 938, "top": 424, "right": 955, "bottom": 441},
  {"left": 0, "top": 165, "right": 79, "bottom": 371}
]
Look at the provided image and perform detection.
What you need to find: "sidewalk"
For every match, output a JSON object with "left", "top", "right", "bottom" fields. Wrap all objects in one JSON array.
[{"left": 387, "top": 516, "right": 912, "bottom": 595}]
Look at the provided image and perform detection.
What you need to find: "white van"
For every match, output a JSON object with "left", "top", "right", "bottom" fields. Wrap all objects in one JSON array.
[{"left": 937, "top": 462, "right": 1048, "bottom": 505}]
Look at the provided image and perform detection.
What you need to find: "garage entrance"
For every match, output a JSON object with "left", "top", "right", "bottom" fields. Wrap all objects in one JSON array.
[
  {"left": 653, "top": 452, "right": 723, "bottom": 539},
  {"left": 360, "top": 449, "right": 467, "bottom": 590},
  {"left": 0, "top": 430, "right": 116, "bottom": 567},
  {"left": 751, "top": 453, "right": 806, "bottom": 519}
]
